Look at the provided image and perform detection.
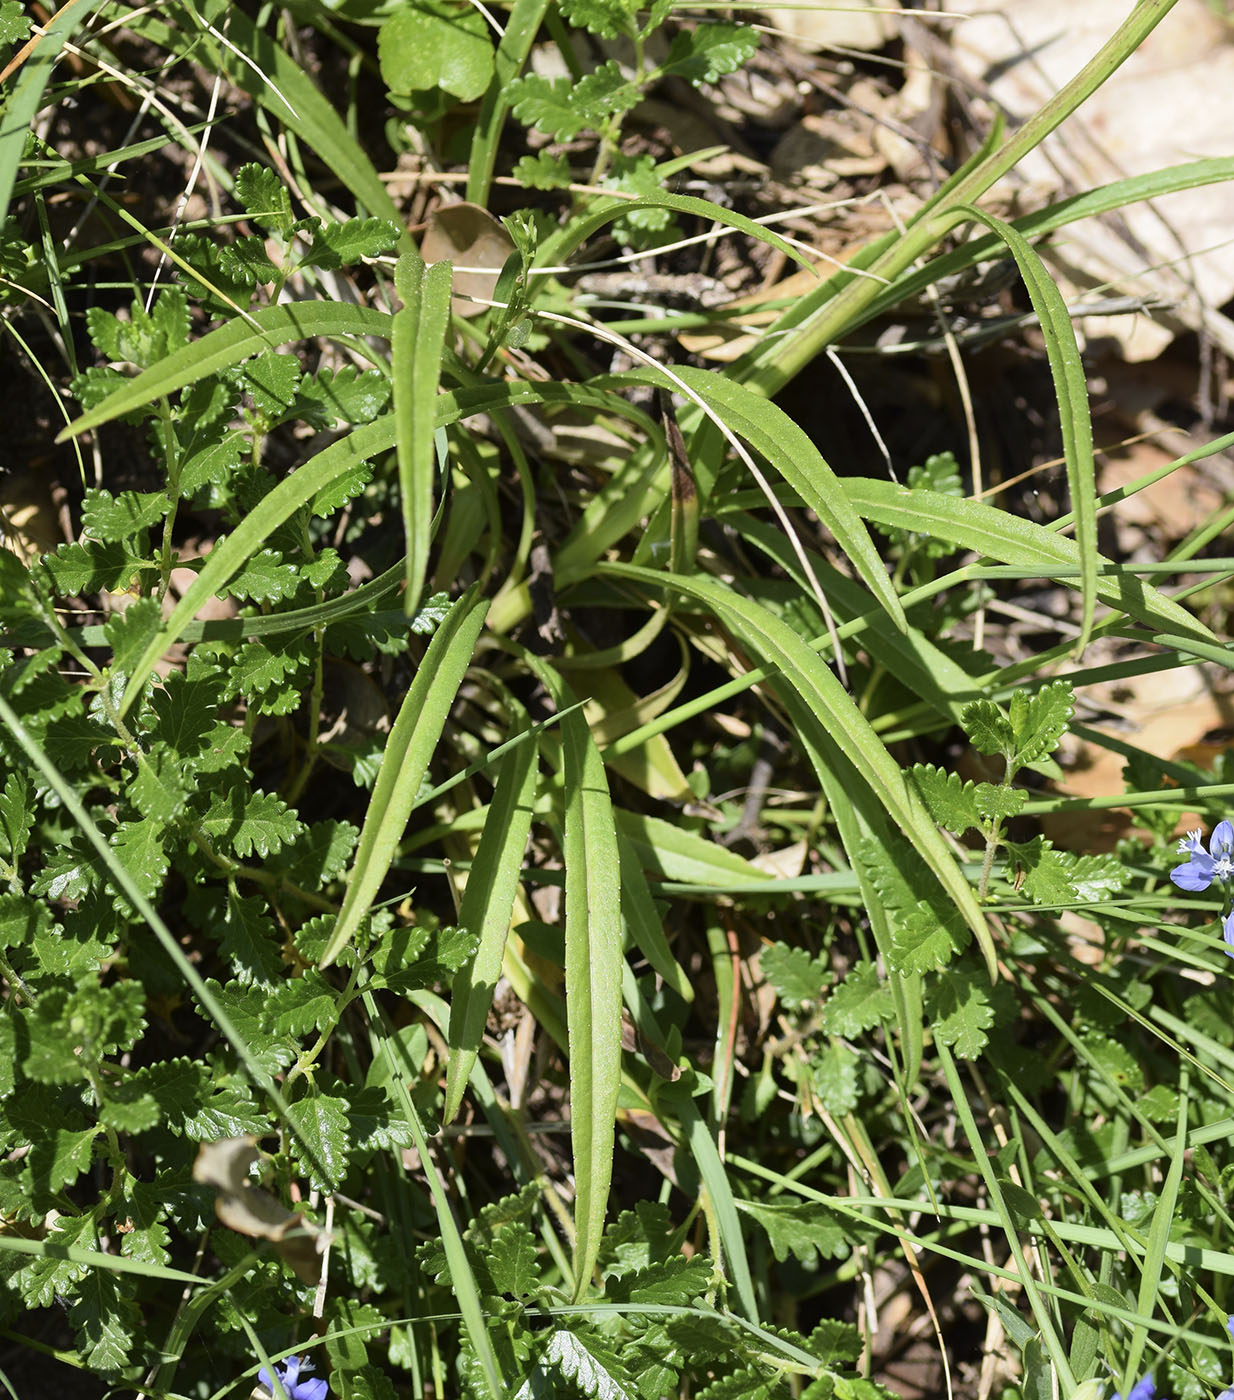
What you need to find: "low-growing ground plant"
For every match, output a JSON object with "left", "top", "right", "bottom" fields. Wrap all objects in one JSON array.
[{"left": 0, "top": 0, "right": 1233, "bottom": 1398}]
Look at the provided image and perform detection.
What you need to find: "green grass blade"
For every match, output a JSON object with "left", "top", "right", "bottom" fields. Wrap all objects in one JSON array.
[
  {"left": 110, "top": 382, "right": 646, "bottom": 714},
  {"left": 192, "top": 7, "right": 408, "bottom": 233},
  {"left": 443, "top": 709, "right": 540, "bottom": 1124},
  {"left": 948, "top": 205, "right": 1097, "bottom": 653},
  {"left": 116, "top": 413, "right": 400, "bottom": 717},
  {"left": 562, "top": 684, "right": 624, "bottom": 1301},
  {"left": 319, "top": 589, "right": 490, "bottom": 968},
  {"left": 616, "top": 830, "right": 693, "bottom": 1005},
  {"left": 465, "top": 0, "right": 550, "bottom": 205},
  {"left": 362, "top": 991, "right": 504, "bottom": 1400},
  {"left": 678, "top": 1097, "right": 758, "bottom": 1321},
  {"left": 56, "top": 303, "right": 393, "bottom": 442},
  {"left": 728, "top": 0, "right": 1180, "bottom": 398},
  {"left": 936, "top": 1041, "right": 1075, "bottom": 1391},
  {"left": 842, "top": 478, "right": 1216, "bottom": 644},
  {"left": 613, "top": 809, "right": 771, "bottom": 888},
  {"left": 0, "top": 0, "right": 110, "bottom": 224},
  {"left": 610, "top": 366, "right": 906, "bottom": 631},
  {"left": 601, "top": 562, "right": 997, "bottom": 978},
  {"left": 864, "top": 157, "right": 1234, "bottom": 327},
  {"left": 534, "top": 192, "right": 813, "bottom": 281},
  {"left": 393, "top": 253, "right": 454, "bottom": 612},
  {"left": 1122, "top": 1073, "right": 1188, "bottom": 1392}
]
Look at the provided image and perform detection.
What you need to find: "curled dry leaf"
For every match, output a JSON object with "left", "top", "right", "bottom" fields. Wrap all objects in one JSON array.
[{"left": 192, "top": 1137, "right": 328, "bottom": 1285}]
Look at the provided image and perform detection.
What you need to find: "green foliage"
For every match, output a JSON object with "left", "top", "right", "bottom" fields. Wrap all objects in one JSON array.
[
  {"left": 2, "top": 2, "right": 1226, "bottom": 1395},
  {"left": 379, "top": 0, "right": 495, "bottom": 102},
  {"left": 661, "top": 24, "right": 761, "bottom": 85},
  {"left": 513, "top": 152, "right": 573, "bottom": 191},
  {"left": 962, "top": 679, "right": 1075, "bottom": 775},
  {"left": 0, "top": 0, "right": 30, "bottom": 44},
  {"left": 508, "top": 63, "right": 641, "bottom": 141}
]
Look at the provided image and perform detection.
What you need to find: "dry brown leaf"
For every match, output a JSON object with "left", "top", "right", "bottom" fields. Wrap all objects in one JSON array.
[
  {"left": 421, "top": 202, "right": 515, "bottom": 318},
  {"left": 192, "top": 1137, "right": 327, "bottom": 1284}
]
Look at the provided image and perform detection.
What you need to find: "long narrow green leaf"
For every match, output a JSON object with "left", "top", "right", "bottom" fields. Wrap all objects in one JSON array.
[
  {"left": 1121, "top": 1069, "right": 1187, "bottom": 1394},
  {"left": 443, "top": 710, "right": 540, "bottom": 1123},
  {"left": 394, "top": 253, "right": 454, "bottom": 612},
  {"left": 534, "top": 665, "right": 624, "bottom": 1301},
  {"left": 936, "top": 1041, "right": 1075, "bottom": 1391},
  {"left": 863, "top": 157, "right": 1234, "bottom": 330},
  {"left": 116, "top": 412, "right": 398, "bottom": 717},
  {"left": 678, "top": 1097, "right": 758, "bottom": 1321},
  {"left": 190, "top": 7, "right": 408, "bottom": 235},
  {"left": 111, "top": 381, "right": 652, "bottom": 715},
  {"left": 601, "top": 562, "right": 997, "bottom": 979},
  {"left": 841, "top": 478, "right": 1216, "bottom": 645},
  {"left": 319, "top": 589, "right": 489, "bottom": 968},
  {"left": 729, "top": 0, "right": 1180, "bottom": 398},
  {"left": 563, "top": 685, "right": 624, "bottom": 1301},
  {"left": 534, "top": 191, "right": 813, "bottom": 283},
  {"left": 363, "top": 991, "right": 504, "bottom": 1400},
  {"left": 604, "top": 366, "right": 906, "bottom": 632},
  {"left": 616, "top": 831, "right": 693, "bottom": 1005},
  {"left": 466, "top": 0, "right": 550, "bottom": 205},
  {"left": 0, "top": 0, "right": 110, "bottom": 224},
  {"left": 948, "top": 205, "right": 1097, "bottom": 653},
  {"left": 56, "top": 303, "right": 392, "bottom": 442}
]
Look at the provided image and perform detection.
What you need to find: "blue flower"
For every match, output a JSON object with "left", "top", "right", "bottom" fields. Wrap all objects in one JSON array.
[
  {"left": 1224, "top": 913, "right": 1234, "bottom": 960},
  {"left": 1112, "top": 1378, "right": 1155, "bottom": 1400},
  {"left": 259, "top": 1355, "right": 329, "bottom": 1400},
  {"left": 1170, "top": 820, "right": 1234, "bottom": 891}
]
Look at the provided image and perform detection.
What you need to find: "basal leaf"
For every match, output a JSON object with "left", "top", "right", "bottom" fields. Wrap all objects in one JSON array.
[
  {"left": 235, "top": 162, "right": 294, "bottom": 237},
  {"left": 909, "top": 763, "right": 981, "bottom": 837},
  {"left": 761, "top": 942, "right": 827, "bottom": 1010},
  {"left": 738, "top": 1200, "right": 850, "bottom": 1265},
  {"left": 301, "top": 217, "right": 403, "bottom": 270}
]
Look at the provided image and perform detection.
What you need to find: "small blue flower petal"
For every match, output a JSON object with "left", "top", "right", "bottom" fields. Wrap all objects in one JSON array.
[
  {"left": 1171, "top": 855, "right": 1216, "bottom": 891},
  {"left": 1169, "top": 822, "right": 1234, "bottom": 891},
  {"left": 1112, "top": 1378, "right": 1155, "bottom": 1400},
  {"left": 1223, "top": 914, "right": 1234, "bottom": 959},
  {"left": 258, "top": 1356, "right": 330, "bottom": 1400}
]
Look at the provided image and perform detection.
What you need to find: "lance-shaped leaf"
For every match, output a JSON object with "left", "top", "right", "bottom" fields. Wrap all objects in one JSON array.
[
  {"left": 393, "top": 253, "right": 454, "bottom": 612},
  {"left": 56, "top": 302, "right": 393, "bottom": 443},
  {"left": 612, "top": 365, "right": 906, "bottom": 632},
  {"left": 600, "top": 563, "right": 996, "bottom": 979},
  {"left": 443, "top": 711, "right": 539, "bottom": 1123},
  {"left": 537, "top": 664, "right": 623, "bottom": 1299},
  {"left": 947, "top": 204, "right": 1097, "bottom": 654},
  {"left": 319, "top": 590, "right": 489, "bottom": 968},
  {"left": 842, "top": 478, "right": 1216, "bottom": 645}
]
